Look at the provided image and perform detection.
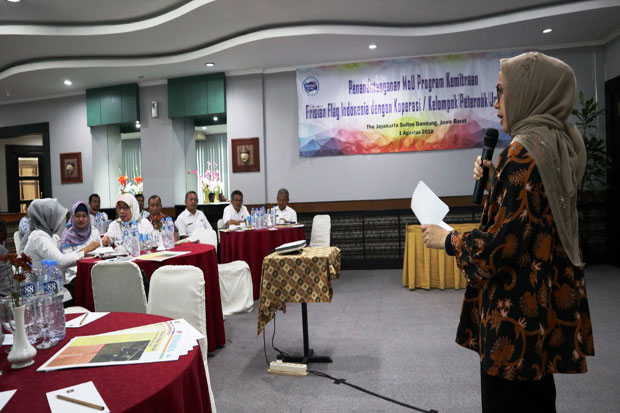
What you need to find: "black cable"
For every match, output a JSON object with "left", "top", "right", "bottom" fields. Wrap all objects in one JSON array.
[
  {"left": 262, "top": 327, "right": 269, "bottom": 367},
  {"left": 270, "top": 312, "right": 290, "bottom": 359},
  {"left": 267, "top": 311, "right": 438, "bottom": 412},
  {"left": 307, "top": 369, "right": 438, "bottom": 413}
]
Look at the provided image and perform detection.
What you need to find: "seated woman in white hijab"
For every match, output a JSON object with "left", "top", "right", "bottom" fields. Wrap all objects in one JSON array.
[
  {"left": 102, "top": 193, "right": 154, "bottom": 247},
  {"left": 23, "top": 199, "right": 100, "bottom": 300},
  {"left": 59, "top": 200, "right": 102, "bottom": 283}
]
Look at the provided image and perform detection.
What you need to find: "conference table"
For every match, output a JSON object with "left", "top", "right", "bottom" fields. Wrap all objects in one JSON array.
[
  {"left": 0, "top": 312, "right": 212, "bottom": 413},
  {"left": 402, "top": 223, "right": 479, "bottom": 290},
  {"left": 220, "top": 225, "right": 306, "bottom": 300},
  {"left": 258, "top": 246, "right": 341, "bottom": 364},
  {"left": 75, "top": 243, "right": 225, "bottom": 353}
]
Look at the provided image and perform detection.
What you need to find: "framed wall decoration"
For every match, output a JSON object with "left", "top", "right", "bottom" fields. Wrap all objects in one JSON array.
[
  {"left": 231, "top": 138, "right": 260, "bottom": 173},
  {"left": 59, "top": 152, "right": 83, "bottom": 184}
]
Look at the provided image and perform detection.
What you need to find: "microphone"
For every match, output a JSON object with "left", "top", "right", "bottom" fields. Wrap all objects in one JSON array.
[{"left": 472, "top": 128, "right": 499, "bottom": 204}]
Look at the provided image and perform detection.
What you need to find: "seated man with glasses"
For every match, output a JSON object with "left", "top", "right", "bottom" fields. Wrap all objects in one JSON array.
[{"left": 222, "top": 190, "right": 249, "bottom": 228}]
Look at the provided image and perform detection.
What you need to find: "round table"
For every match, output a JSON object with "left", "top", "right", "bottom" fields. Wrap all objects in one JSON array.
[
  {"left": 0, "top": 312, "right": 212, "bottom": 412},
  {"left": 75, "top": 243, "right": 225, "bottom": 352},
  {"left": 220, "top": 226, "right": 306, "bottom": 299}
]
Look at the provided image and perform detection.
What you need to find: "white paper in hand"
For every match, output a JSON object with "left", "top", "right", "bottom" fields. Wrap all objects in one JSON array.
[{"left": 411, "top": 181, "right": 453, "bottom": 231}]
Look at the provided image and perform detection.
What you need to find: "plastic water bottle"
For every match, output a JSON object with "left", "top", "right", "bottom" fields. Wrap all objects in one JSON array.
[
  {"left": 121, "top": 222, "right": 130, "bottom": 253},
  {"left": 19, "top": 264, "right": 39, "bottom": 299},
  {"left": 164, "top": 217, "right": 175, "bottom": 249},
  {"left": 250, "top": 208, "right": 256, "bottom": 228},
  {"left": 129, "top": 220, "right": 140, "bottom": 256},
  {"left": 45, "top": 260, "right": 66, "bottom": 342}
]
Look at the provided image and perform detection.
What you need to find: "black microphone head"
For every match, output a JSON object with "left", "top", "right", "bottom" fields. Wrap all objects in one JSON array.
[{"left": 484, "top": 128, "right": 499, "bottom": 147}]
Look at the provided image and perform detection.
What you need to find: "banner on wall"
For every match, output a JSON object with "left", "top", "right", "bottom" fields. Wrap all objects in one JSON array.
[{"left": 296, "top": 51, "right": 514, "bottom": 157}]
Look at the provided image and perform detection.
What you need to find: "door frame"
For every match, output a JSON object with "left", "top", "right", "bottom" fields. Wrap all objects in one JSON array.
[
  {"left": 0, "top": 123, "right": 51, "bottom": 212},
  {"left": 605, "top": 75, "right": 620, "bottom": 265}
]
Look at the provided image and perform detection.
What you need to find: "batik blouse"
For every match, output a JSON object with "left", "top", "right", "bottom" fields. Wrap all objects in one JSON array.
[{"left": 445, "top": 140, "right": 594, "bottom": 381}]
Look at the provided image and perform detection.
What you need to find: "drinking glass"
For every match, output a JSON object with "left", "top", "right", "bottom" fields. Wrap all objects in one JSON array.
[
  {"left": 36, "top": 295, "right": 57, "bottom": 349},
  {"left": 144, "top": 233, "right": 152, "bottom": 251},
  {"left": 23, "top": 296, "right": 42, "bottom": 346},
  {"left": 0, "top": 297, "right": 12, "bottom": 354}
]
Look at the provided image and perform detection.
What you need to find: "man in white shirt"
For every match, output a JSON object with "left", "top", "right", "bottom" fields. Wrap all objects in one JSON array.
[
  {"left": 135, "top": 194, "right": 150, "bottom": 219},
  {"left": 275, "top": 188, "right": 297, "bottom": 224},
  {"left": 88, "top": 193, "right": 108, "bottom": 221},
  {"left": 175, "top": 191, "right": 212, "bottom": 239},
  {"left": 222, "top": 190, "right": 249, "bottom": 227}
]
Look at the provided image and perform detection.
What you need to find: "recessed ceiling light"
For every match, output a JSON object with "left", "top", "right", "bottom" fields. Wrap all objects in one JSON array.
[
  {"left": 542, "top": 28, "right": 553, "bottom": 34},
  {"left": 205, "top": 62, "right": 215, "bottom": 67},
  {"left": 368, "top": 44, "right": 377, "bottom": 50},
  {"left": 6, "top": 0, "right": 22, "bottom": 3},
  {"left": 63, "top": 79, "right": 72, "bottom": 86},
  {"left": 135, "top": 121, "right": 140, "bottom": 125},
  {"left": 213, "top": 116, "right": 218, "bottom": 121}
]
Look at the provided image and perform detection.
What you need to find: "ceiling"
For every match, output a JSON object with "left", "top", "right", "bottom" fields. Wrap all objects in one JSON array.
[{"left": 0, "top": 0, "right": 619, "bottom": 104}]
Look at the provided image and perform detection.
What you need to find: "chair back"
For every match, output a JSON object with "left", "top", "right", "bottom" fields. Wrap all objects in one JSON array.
[
  {"left": 218, "top": 260, "right": 253, "bottom": 316},
  {"left": 190, "top": 228, "right": 218, "bottom": 251},
  {"left": 147, "top": 265, "right": 217, "bottom": 412},
  {"left": 310, "top": 215, "right": 331, "bottom": 247},
  {"left": 216, "top": 218, "right": 224, "bottom": 242},
  {"left": 13, "top": 231, "right": 22, "bottom": 254},
  {"left": 91, "top": 261, "right": 147, "bottom": 313}
]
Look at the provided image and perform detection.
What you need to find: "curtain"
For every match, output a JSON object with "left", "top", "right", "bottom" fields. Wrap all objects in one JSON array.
[
  {"left": 196, "top": 133, "right": 228, "bottom": 203},
  {"left": 121, "top": 139, "right": 142, "bottom": 179}
]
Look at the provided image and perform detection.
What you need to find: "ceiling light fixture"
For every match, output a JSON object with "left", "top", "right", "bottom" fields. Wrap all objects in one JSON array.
[
  {"left": 205, "top": 62, "right": 215, "bottom": 67},
  {"left": 213, "top": 116, "right": 218, "bottom": 121},
  {"left": 542, "top": 28, "right": 553, "bottom": 34},
  {"left": 6, "top": 0, "right": 22, "bottom": 3},
  {"left": 63, "top": 79, "right": 72, "bottom": 86},
  {"left": 368, "top": 44, "right": 377, "bottom": 50}
]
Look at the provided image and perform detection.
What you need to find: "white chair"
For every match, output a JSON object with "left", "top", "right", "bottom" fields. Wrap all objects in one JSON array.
[
  {"left": 13, "top": 231, "right": 22, "bottom": 254},
  {"left": 189, "top": 228, "right": 218, "bottom": 248},
  {"left": 196, "top": 229, "right": 253, "bottom": 316},
  {"left": 53, "top": 233, "right": 61, "bottom": 249},
  {"left": 310, "top": 215, "right": 331, "bottom": 247},
  {"left": 217, "top": 261, "right": 253, "bottom": 316},
  {"left": 147, "top": 265, "right": 216, "bottom": 413},
  {"left": 91, "top": 261, "right": 147, "bottom": 313},
  {"left": 216, "top": 219, "right": 224, "bottom": 243}
]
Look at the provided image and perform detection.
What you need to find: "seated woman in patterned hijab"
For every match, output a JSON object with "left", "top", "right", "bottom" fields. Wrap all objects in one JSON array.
[
  {"left": 421, "top": 52, "right": 594, "bottom": 412},
  {"left": 60, "top": 200, "right": 102, "bottom": 284}
]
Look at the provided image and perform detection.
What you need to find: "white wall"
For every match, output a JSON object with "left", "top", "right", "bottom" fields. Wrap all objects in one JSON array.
[
  {"left": 0, "top": 134, "right": 43, "bottom": 212},
  {"left": 0, "top": 94, "right": 93, "bottom": 212},
  {"left": 226, "top": 74, "right": 266, "bottom": 204},
  {"left": 604, "top": 34, "right": 620, "bottom": 81},
  {"left": 140, "top": 84, "right": 186, "bottom": 207}
]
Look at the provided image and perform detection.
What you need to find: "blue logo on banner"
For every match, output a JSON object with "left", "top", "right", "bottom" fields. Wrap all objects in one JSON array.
[{"left": 302, "top": 77, "right": 319, "bottom": 95}]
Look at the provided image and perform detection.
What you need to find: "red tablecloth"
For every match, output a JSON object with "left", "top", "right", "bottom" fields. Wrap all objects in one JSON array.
[
  {"left": 220, "top": 226, "right": 306, "bottom": 299},
  {"left": 0, "top": 312, "right": 211, "bottom": 413},
  {"left": 75, "top": 243, "right": 225, "bottom": 353}
]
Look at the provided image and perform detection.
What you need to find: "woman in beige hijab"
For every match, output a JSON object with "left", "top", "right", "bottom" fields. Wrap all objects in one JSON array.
[
  {"left": 422, "top": 52, "right": 594, "bottom": 412},
  {"left": 102, "top": 193, "right": 154, "bottom": 247}
]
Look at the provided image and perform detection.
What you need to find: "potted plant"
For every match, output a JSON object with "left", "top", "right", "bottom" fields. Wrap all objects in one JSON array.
[{"left": 572, "top": 91, "right": 609, "bottom": 261}]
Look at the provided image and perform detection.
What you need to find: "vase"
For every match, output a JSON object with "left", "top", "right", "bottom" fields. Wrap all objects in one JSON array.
[
  {"left": 203, "top": 187, "right": 210, "bottom": 204},
  {"left": 214, "top": 187, "right": 220, "bottom": 202},
  {"left": 7, "top": 304, "right": 37, "bottom": 369}
]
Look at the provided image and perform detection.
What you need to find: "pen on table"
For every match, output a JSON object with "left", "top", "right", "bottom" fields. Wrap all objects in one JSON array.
[
  {"left": 56, "top": 394, "right": 105, "bottom": 410},
  {"left": 79, "top": 312, "right": 90, "bottom": 325}
]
